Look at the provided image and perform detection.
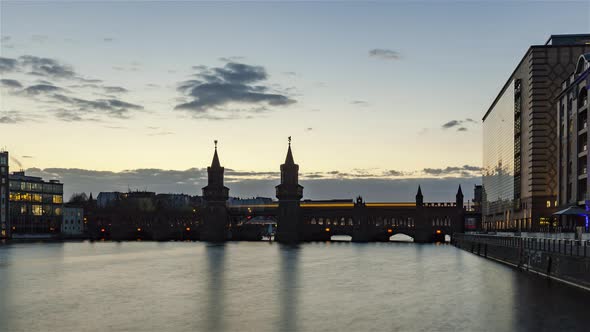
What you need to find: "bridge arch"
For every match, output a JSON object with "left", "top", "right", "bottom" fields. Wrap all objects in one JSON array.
[
  {"left": 389, "top": 233, "right": 414, "bottom": 242},
  {"left": 330, "top": 235, "right": 352, "bottom": 242}
]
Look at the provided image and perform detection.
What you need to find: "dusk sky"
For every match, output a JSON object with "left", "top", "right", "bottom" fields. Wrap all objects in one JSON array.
[{"left": 1, "top": 1, "right": 589, "bottom": 201}]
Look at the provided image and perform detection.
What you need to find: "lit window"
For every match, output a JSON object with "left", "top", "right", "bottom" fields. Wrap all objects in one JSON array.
[
  {"left": 546, "top": 200, "right": 551, "bottom": 208},
  {"left": 32, "top": 205, "right": 42, "bottom": 216}
]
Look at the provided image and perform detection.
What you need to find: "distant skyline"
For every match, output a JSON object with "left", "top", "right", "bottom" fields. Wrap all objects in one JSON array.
[{"left": 1, "top": 1, "right": 589, "bottom": 200}]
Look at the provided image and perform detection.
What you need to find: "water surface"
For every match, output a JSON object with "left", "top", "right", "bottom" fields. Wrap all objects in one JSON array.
[{"left": 0, "top": 241, "right": 588, "bottom": 331}]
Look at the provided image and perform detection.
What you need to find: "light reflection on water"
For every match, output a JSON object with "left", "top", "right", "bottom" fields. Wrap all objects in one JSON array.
[{"left": 0, "top": 241, "right": 589, "bottom": 331}]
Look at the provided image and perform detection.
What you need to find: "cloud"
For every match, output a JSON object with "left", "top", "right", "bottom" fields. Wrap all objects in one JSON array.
[
  {"left": 441, "top": 118, "right": 479, "bottom": 131},
  {"left": 422, "top": 165, "right": 481, "bottom": 176},
  {"left": 51, "top": 94, "right": 143, "bottom": 120},
  {"left": 351, "top": 100, "right": 369, "bottom": 106},
  {"left": 103, "top": 86, "right": 128, "bottom": 94},
  {"left": 0, "top": 54, "right": 140, "bottom": 121},
  {"left": 0, "top": 111, "right": 26, "bottom": 124},
  {"left": 23, "top": 83, "right": 65, "bottom": 95},
  {"left": 19, "top": 55, "right": 76, "bottom": 79},
  {"left": 175, "top": 61, "right": 296, "bottom": 119},
  {"left": 369, "top": 48, "right": 401, "bottom": 60},
  {"left": 23, "top": 167, "right": 480, "bottom": 202},
  {"left": 0, "top": 57, "right": 18, "bottom": 73},
  {"left": 0, "top": 79, "right": 22, "bottom": 89},
  {"left": 442, "top": 120, "right": 461, "bottom": 129},
  {"left": 1, "top": 55, "right": 102, "bottom": 83},
  {"left": 386, "top": 170, "right": 413, "bottom": 177}
]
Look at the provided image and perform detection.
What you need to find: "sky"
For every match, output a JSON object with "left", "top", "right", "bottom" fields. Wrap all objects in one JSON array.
[{"left": 1, "top": 0, "right": 589, "bottom": 201}]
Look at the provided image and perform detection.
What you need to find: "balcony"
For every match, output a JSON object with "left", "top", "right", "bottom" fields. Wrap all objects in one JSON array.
[
  {"left": 579, "top": 146, "right": 588, "bottom": 157},
  {"left": 579, "top": 122, "right": 588, "bottom": 135}
]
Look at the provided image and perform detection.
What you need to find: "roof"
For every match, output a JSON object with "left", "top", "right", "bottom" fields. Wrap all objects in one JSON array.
[
  {"left": 284, "top": 144, "right": 295, "bottom": 165},
  {"left": 211, "top": 148, "right": 221, "bottom": 168},
  {"left": 483, "top": 35, "right": 590, "bottom": 122}
]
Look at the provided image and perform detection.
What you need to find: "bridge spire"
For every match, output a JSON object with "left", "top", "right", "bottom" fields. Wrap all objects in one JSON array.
[
  {"left": 416, "top": 185, "right": 423, "bottom": 206},
  {"left": 456, "top": 185, "right": 464, "bottom": 209},
  {"left": 211, "top": 140, "right": 221, "bottom": 168},
  {"left": 285, "top": 136, "right": 295, "bottom": 165}
]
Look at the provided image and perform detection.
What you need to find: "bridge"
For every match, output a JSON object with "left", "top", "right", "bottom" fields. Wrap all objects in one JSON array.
[{"left": 201, "top": 140, "right": 466, "bottom": 243}]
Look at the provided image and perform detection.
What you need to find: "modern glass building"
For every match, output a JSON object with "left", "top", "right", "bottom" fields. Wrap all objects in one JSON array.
[
  {"left": 9, "top": 171, "right": 63, "bottom": 236},
  {"left": 482, "top": 34, "right": 590, "bottom": 231}
]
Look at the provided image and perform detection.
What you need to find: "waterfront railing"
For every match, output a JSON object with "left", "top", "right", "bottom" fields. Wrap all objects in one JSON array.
[{"left": 455, "top": 234, "right": 590, "bottom": 258}]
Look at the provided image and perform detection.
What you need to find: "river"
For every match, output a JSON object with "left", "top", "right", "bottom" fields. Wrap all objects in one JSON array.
[{"left": 0, "top": 241, "right": 588, "bottom": 331}]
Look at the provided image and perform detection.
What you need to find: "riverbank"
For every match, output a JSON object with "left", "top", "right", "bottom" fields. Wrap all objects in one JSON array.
[{"left": 453, "top": 233, "right": 590, "bottom": 291}]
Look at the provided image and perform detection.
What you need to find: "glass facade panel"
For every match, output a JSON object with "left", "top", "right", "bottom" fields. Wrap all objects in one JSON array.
[{"left": 483, "top": 80, "right": 515, "bottom": 217}]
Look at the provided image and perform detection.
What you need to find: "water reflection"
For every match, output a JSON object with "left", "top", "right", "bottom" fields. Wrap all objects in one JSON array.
[
  {"left": 1, "top": 242, "right": 589, "bottom": 332},
  {"left": 278, "top": 244, "right": 300, "bottom": 331},
  {"left": 204, "top": 243, "right": 226, "bottom": 331}
]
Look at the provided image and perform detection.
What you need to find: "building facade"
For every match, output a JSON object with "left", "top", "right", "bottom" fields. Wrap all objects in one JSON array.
[
  {"left": 482, "top": 34, "right": 590, "bottom": 232},
  {"left": 9, "top": 171, "right": 64, "bottom": 236},
  {"left": 62, "top": 206, "right": 84, "bottom": 236},
  {"left": 0, "top": 151, "right": 9, "bottom": 239},
  {"left": 556, "top": 54, "right": 590, "bottom": 231}
]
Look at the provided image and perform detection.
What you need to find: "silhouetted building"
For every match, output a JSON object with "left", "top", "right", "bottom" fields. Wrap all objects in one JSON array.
[
  {"left": 228, "top": 197, "right": 273, "bottom": 206},
  {"left": 482, "top": 34, "right": 590, "bottom": 232},
  {"left": 0, "top": 151, "right": 9, "bottom": 239},
  {"left": 8, "top": 171, "right": 63, "bottom": 237},
  {"left": 62, "top": 205, "right": 84, "bottom": 236},
  {"left": 156, "top": 193, "right": 193, "bottom": 209},
  {"left": 556, "top": 54, "right": 590, "bottom": 231},
  {"left": 96, "top": 192, "right": 123, "bottom": 208},
  {"left": 472, "top": 185, "right": 483, "bottom": 213},
  {"left": 275, "top": 138, "right": 304, "bottom": 243},
  {"left": 201, "top": 142, "right": 229, "bottom": 241}
]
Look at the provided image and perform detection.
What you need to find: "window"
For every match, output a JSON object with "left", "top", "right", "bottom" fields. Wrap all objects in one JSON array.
[
  {"left": 52, "top": 195, "right": 63, "bottom": 204},
  {"left": 32, "top": 205, "right": 42, "bottom": 216}
]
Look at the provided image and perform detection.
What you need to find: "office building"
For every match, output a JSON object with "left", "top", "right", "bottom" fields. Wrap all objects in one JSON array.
[
  {"left": 9, "top": 171, "right": 63, "bottom": 237},
  {"left": 62, "top": 205, "right": 84, "bottom": 236},
  {"left": 482, "top": 34, "right": 590, "bottom": 231},
  {"left": 556, "top": 54, "right": 590, "bottom": 231}
]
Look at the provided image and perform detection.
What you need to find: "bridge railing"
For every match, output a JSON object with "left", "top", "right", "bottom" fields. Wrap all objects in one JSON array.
[{"left": 455, "top": 233, "right": 590, "bottom": 258}]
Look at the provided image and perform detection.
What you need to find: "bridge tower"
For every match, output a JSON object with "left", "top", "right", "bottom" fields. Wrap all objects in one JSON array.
[
  {"left": 413, "top": 185, "right": 431, "bottom": 243},
  {"left": 454, "top": 185, "right": 465, "bottom": 234},
  {"left": 201, "top": 141, "right": 230, "bottom": 242},
  {"left": 351, "top": 196, "right": 371, "bottom": 242},
  {"left": 456, "top": 185, "right": 464, "bottom": 209},
  {"left": 416, "top": 185, "right": 424, "bottom": 207},
  {"left": 275, "top": 137, "right": 304, "bottom": 243}
]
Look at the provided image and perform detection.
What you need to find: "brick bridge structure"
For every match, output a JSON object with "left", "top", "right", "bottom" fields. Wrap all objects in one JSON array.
[{"left": 202, "top": 141, "right": 466, "bottom": 243}]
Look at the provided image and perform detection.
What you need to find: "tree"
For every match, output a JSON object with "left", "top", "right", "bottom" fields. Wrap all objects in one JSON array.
[{"left": 69, "top": 192, "right": 88, "bottom": 204}]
